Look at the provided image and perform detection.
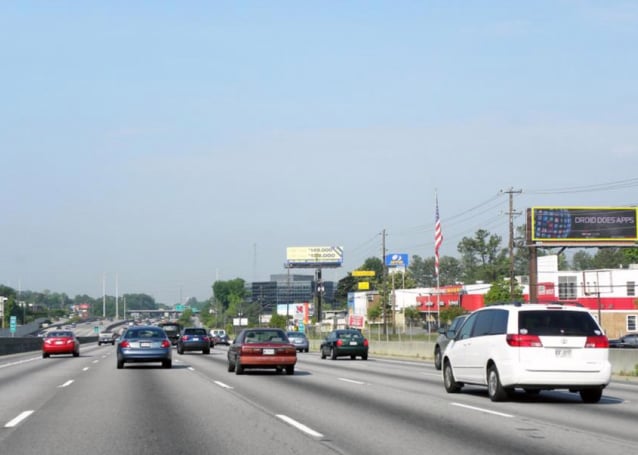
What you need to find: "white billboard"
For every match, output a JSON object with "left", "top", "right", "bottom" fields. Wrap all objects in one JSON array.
[{"left": 286, "top": 246, "right": 343, "bottom": 268}]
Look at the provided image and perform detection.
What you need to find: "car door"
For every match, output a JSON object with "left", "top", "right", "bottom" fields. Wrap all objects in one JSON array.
[{"left": 446, "top": 312, "right": 479, "bottom": 383}]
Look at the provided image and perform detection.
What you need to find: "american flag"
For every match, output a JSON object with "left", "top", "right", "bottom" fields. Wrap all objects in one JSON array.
[{"left": 434, "top": 195, "right": 443, "bottom": 278}]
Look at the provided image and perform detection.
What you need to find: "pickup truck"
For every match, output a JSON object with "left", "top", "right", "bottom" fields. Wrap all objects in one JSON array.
[{"left": 98, "top": 331, "right": 116, "bottom": 346}]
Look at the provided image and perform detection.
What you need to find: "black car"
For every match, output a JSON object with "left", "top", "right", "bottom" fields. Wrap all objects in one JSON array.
[
  {"left": 157, "top": 322, "right": 183, "bottom": 346},
  {"left": 177, "top": 327, "right": 211, "bottom": 354},
  {"left": 609, "top": 333, "right": 638, "bottom": 348},
  {"left": 320, "top": 329, "right": 368, "bottom": 360}
]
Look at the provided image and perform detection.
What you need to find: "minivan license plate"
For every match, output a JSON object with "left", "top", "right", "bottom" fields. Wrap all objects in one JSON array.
[{"left": 555, "top": 349, "right": 571, "bottom": 358}]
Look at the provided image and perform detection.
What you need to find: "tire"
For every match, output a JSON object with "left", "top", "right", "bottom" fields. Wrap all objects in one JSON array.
[
  {"left": 97, "top": 342, "right": 101, "bottom": 346},
  {"left": 162, "top": 359, "right": 172, "bottom": 369},
  {"left": 331, "top": 347, "right": 337, "bottom": 360},
  {"left": 177, "top": 347, "right": 184, "bottom": 355},
  {"left": 235, "top": 361, "right": 244, "bottom": 375},
  {"left": 227, "top": 359, "right": 235, "bottom": 372},
  {"left": 362, "top": 353, "right": 368, "bottom": 360},
  {"left": 351, "top": 355, "right": 356, "bottom": 360},
  {"left": 487, "top": 364, "right": 509, "bottom": 402},
  {"left": 43, "top": 352, "right": 49, "bottom": 359},
  {"left": 443, "top": 360, "right": 462, "bottom": 393},
  {"left": 580, "top": 389, "right": 603, "bottom": 403},
  {"left": 203, "top": 349, "right": 210, "bottom": 355},
  {"left": 305, "top": 348, "right": 309, "bottom": 353},
  {"left": 73, "top": 350, "right": 80, "bottom": 357},
  {"left": 320, "top": 347, "right": 326, "bottom": 359},
  {"left": 117, "top": 359, "right": 124, "bottom": 369},
  {"left": 286, "top": 365, "right": 295, "bottom": 375},
  {"left": 434, "top": 346, "right": 442, "bottom": 370}
]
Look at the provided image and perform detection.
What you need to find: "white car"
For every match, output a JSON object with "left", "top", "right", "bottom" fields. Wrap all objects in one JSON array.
[{"left": 442, "top": 303, "right": 611, "bottom": 403}]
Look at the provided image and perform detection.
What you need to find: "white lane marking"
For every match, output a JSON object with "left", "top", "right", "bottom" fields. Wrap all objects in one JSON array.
[
  {"left": 4, "top": 410, "right": 35, "bottom": 428},
  {"left": 92, "top": 360, "right": 99, "bottom": 364},
  {"left": 82, "top": 367, "right": 90, "bottom": 371},
  {"left": 188, "top": 367, "right": 195, "bottom": 371},
  {"left": 0, "top": 357, "right": 40, "bottom": 369},
  {"left": 276, "top": 414, "right": 324, "bottom": 438},
  {"left": 214, "top": 381, "right": 233, "bottom": 389},
  {"left": 338, "top": 377, "right": 365, "bottom": 385},
  {"left": 451, "top": 402, "right": 514, "bottom": 418},
  {"left": 59, "top": 380, "right": 74, "bottom": 388}
]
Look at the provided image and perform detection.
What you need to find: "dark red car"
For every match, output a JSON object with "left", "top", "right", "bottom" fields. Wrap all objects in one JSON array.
[
  {"left": 42, "top": 330, "right": 80, "bottom": 358},
  {"left": 227, "top": 328, "right": 297, "bottom": 375}
]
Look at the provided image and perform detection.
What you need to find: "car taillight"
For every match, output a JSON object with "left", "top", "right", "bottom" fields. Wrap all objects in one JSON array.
[
  {"left": 161, "top": 340, "right": 171, "bottom": 348},
  {"left": 363, "top": 339, "right": 369, "bottom": 347},
  {"left": 585, "top": 335, "right": 609, "bottom": 348},
  {"left": 336, "top": 339, "right": 343, "bottom": 347},
  {"left": 182, "top": 335, "right": 190, "bottom": 341},
  {"left": 119, "top": 340, "right": 130, "bottom": 348},
  {"left": 506, "top": 334, "right": 543, "bottom": 347},
  {"left": 66, "top": 339, "right": 74, "bottom": 344}
]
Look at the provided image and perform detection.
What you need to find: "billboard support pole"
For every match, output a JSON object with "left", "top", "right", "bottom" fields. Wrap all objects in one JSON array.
[{"left": 316, "top": 268, "right": 322, "bottom": 323}]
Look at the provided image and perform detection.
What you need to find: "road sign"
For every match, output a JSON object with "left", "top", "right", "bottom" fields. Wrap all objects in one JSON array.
[
  {"left": 94, "top": 326, "right": 100, "bottom": 333},
  {"left": 175, "top": 305, "right": 184, "bottom": 311},
  {"left": 10, "top": 315, "right": 17, "bottom": 333},
  {"left": 352, "top": 270, "right": 375, "bottom": 277}
]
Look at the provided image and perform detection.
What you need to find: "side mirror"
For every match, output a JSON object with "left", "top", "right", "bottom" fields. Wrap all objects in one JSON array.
[
  {"left": 446, "top": 329, "right": 456, "bottom": 339},
  {"left": 437, "top": 327, "right": 446, "bottom": 335}
]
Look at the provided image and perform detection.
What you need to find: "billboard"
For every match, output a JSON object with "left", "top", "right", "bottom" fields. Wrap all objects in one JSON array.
[
  {"left": 286, "top": 246, "right": 344, "bottom": 268},
  {"left": 531, "top": 207, "right": 638, "bottom": 242},
  {"left": 385, "top": 253, "right": 408, "bottom": 267}
]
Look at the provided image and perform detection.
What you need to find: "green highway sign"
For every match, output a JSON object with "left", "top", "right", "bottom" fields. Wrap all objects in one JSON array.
[{"left": 10, "top": 315, "right": 17, "bottom": 333}]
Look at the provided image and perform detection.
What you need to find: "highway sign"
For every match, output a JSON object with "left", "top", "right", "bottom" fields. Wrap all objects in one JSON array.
[{"left": 10, "top": 315, "right": 17, "bottom": 333}]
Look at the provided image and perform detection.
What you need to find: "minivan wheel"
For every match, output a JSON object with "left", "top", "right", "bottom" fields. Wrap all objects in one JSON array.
[
  {"left": 487, "top": 365, "right": 510, "bottom": 402},
  {"left": 580, "top": 388, "right": 603, "bottom": 403},
  {"left": 434, "top": 346, "right": 442, "bottom": 370},
  {"left": 443, "top": 360, "right": 461, "bottom": 393}
]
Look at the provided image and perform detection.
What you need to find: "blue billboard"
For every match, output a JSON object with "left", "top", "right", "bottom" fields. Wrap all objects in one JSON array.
[{"left": 385, "top": 253, "right": 408, "bottom": 267}]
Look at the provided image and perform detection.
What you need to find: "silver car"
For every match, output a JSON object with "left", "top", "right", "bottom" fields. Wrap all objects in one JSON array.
[
  {"left": 116, "top": 325, "right": 172, "bottom": 369},
  {"left": 287, "top": 331, "right": 310, "bottom": 352}
]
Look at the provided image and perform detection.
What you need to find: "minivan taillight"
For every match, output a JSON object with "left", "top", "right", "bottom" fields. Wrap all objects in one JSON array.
[
  {"left": 584, "top": 336, "right": 609, "bottom": 348},
  {"left": 506, "top": 334, "right": 543, "bottom": 347}
]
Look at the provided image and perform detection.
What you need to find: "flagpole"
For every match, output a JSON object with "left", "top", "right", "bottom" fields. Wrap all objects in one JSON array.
[{"left": 434, "top": 191, "right": 443, "bottom": 330}]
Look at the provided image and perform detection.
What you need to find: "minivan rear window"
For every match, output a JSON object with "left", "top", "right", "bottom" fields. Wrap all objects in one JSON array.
[{"left": 519, "top": 310, "right": 601, "bottom": 336}]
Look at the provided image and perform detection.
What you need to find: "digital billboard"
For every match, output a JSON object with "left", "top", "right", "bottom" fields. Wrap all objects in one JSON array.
[
  {"left": 531, "top": 207, "right": 638, "bottom": 242},
  {"left": 286, "top": 246, "right": 344, "bottom": 268}
]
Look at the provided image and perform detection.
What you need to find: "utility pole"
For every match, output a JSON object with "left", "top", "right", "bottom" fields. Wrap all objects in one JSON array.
[{"left": 502, "top": 188, "right": 522, "bottom": 300}]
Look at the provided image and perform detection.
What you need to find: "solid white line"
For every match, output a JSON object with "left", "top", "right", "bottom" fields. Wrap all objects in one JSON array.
[
  {"left": 4, "top": 410, "right": 35, "bottom": 428},
  {"left": 276, "top": 414, "right": 324, "bottom": 438},
  {"left": 338, "top": 377, "right": 365, "bottom": 385},
  {"left": 451, "top": 402, "right": 514, "bottom": 418},
  {"left": 0, "top": 357, "right": 40, "bottom": 369},
  {"left": 59, "top": 380, "right": 74, "bottom": 388},
  {"left": 214, "top": 381, "right": 233, "bottom": 389}
]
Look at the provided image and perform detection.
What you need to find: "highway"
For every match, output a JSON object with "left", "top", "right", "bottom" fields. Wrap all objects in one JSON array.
[{"left": 1, "top": 343, "right": 637, "bottom": 455}]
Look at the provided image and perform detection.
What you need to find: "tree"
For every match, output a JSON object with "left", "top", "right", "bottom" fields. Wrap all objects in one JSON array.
[
  {"left": 212, "top": 278, "right": 247, "bottom": 315},
  {"left": 269, "top": 313, "right": 287, "bottom": 329},
  {"left": 408, "top": 254, "right": 462, "bottom": 287},
  {"left": 483, "top": 278, "right": 523, "bottom": 305},
  {"left": 457, "top": 229, "right": 509, "bottom": 283},
  {"left": 572, "top": 250, "right": 595, "bottom": 270}
]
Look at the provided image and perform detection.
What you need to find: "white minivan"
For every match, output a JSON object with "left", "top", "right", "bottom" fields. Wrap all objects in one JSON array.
[{"left": 442, "top": 303, "right": 611, "bottom": 403}]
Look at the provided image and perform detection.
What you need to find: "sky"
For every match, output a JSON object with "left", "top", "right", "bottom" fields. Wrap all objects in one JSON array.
[{"left": 1, "top": 1, "right": 637, "bottom": 304}]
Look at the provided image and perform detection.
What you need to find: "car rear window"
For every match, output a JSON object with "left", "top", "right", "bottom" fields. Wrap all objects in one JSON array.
[
  {"left": 127, "top": 329, "right": 164, "bottom": 338},
  {"left": 338, "top": 331, "right": 364, "bottom": 341},
  {"left": 185, "top": 328, "right": 207, "bottom": 335},
  {"left": 519, "top": 310, "right": 601, "bottom": 336},
  {"left": 244, "top": 330, "right": 287, "bottom": 343},
  {"left": 48, "top": 331, "right": 73, "bottom": 338}
]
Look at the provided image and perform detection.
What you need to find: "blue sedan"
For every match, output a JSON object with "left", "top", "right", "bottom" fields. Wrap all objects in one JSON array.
[{"left": 116, "top": 326, "right": 172, "bottom": 369}]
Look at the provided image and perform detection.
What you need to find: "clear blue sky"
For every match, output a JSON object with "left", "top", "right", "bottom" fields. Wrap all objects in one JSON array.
[{"left": 2, "top": 1, "right": 637, "bottom": 304}]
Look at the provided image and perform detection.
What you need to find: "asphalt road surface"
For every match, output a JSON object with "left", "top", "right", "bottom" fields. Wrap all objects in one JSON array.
[{"left": 1, "top": 343, "right": 637, "bottom": 455}]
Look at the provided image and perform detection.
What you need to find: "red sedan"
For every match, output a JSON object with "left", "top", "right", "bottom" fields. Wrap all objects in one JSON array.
[
  {"left": 227, "top": 328, "right": 297, "bottom": 375},
  {"left": 42, "top": 330, "right": 80, "bottom": 358}
]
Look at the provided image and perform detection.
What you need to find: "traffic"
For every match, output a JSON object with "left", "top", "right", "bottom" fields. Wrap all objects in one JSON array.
[{"left": 1, "top": 322, "right": 637, "bottom": 455}]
